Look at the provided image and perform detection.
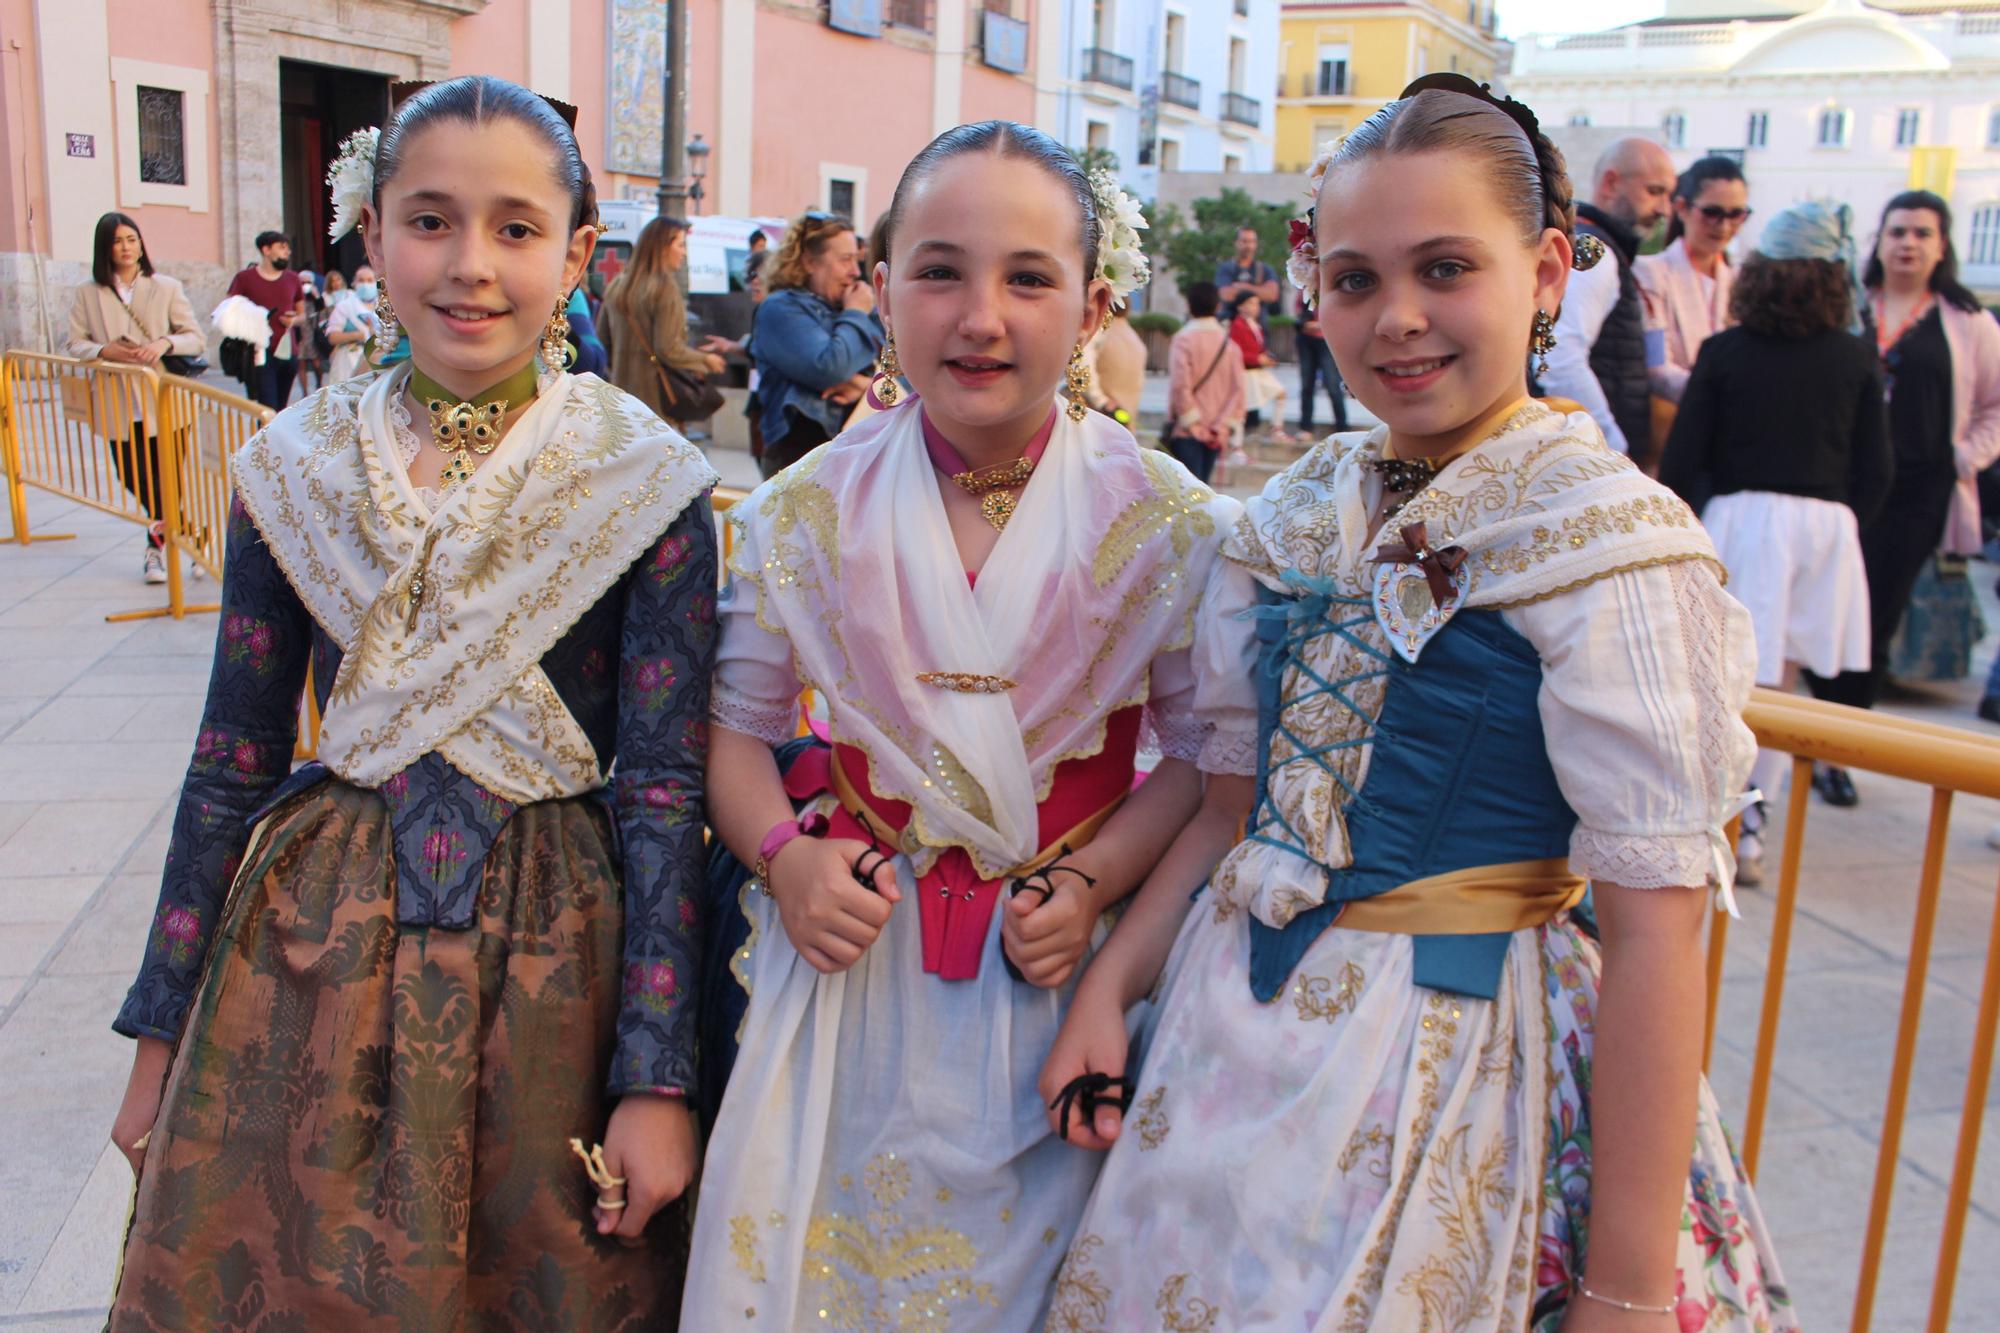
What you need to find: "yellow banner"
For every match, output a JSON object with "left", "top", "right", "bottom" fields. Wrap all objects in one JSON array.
[{"left": 1909, "top": 146, "right": 1956, "bottom": 195}]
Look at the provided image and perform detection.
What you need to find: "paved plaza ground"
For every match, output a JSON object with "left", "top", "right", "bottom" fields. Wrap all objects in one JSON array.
[{"left": 2, "top": 388, "right": 1998, "bottom": 1330}]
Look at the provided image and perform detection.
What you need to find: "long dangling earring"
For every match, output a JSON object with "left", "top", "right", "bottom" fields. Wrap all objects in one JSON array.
[
  {"left": 1530, "top": 309, "right": 1558, "bottom": 379},
  {"left": 1065, "top": 341, "right": 1090, "bottom": 423},
  {"left": 540, "top": 298, "right": 573, "bottom": 375},
  {"left": 373, "top": 278, "right": 401, "bottom": 362},
  {"left": 873, "top": 331, "right": 902, "bottom": 407}
]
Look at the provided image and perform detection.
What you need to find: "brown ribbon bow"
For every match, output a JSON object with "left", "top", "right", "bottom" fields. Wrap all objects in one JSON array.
[{"left": 1372, "top": 521, "right": 1468, "bottom": 608}]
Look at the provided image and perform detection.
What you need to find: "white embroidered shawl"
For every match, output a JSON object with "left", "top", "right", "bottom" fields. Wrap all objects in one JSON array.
[
  {"left": 235, "top": 366, "right": 718, "bottom": 802},
  {"left": 1218, "top": 399, "right": 1727, "bottom": 925},
  {"left": 726, "top": 398, "right": 1239, "bottom": 878}
]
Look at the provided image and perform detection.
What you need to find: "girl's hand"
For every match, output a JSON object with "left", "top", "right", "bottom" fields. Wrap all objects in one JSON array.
[
  {"left": 767, "top": 835, "right": 900, "bottom": 973},
  {"left": 1001, "top": 855, "right": 1103, "bottom": 989},
  {"left": 111, "top": 1036, "right": 172, "bottom": 1175},
  {"left": 1037, "top": 979, "right": 1130, "bottom": 1150},
  {"left": 702, "top": 352, "right": 728, "bottom": 375},
  {"left": 593, "top": 1094, "right": 698, "bottom": 1241}
]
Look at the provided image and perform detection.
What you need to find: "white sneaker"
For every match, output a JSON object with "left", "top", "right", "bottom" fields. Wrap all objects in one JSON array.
[
  {"left": 1735, "top": 830, "right": 1765, "bottom": 887},
  {"left": 142, "top": 542, "right": 167, "bottom": 585}
]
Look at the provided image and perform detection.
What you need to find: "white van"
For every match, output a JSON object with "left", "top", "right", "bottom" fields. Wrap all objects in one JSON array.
[{"left": 588, "top": 201, "right": 783, "bottom": 301}]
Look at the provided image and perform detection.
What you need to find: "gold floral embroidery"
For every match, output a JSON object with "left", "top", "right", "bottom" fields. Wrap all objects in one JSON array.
[
  {"left": 729, "top": 1213, "right": 767, "bottom": 1283},
  {"left": 1156, "top": 1274, "right": 1219, "bottom": 1332},
  {"left": 1094, "top": 451, "right": 1218, "bottom": 588},
  {"left": 1338, "top": 991, "right": 1461, "bottom": 1333},
  {"left": 1339, "top": 1124, "right": 1392, "bottom": 1181},
  {"left": 1046, "top": 1233, "right": 1110, "bottom": 1333},
  {"left": 1392, "top": 1124, "right": 1515, "bottom": 1326},
  {"left": 1131, "top": 1086, "right": 1171, "bottom": 1151},
  {"left": 1294, "top": 961, "right": 1366, "bottom": 1023},
  {"left": 802, "top": 1153, "right": 997, "bottom": 1331}
]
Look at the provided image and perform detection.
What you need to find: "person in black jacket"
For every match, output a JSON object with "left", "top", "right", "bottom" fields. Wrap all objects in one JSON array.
[
  {"left": 1541, "top": 137, "right": 1676, "bottom": 464},
  {"left": 1660, "top": 200, "right": 1889, "bottom": 884}
]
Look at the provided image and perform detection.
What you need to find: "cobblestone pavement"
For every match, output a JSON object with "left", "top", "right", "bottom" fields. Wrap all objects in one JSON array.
[{"left": 2, "top": 424, "right": 1996, "bottom": 1330}]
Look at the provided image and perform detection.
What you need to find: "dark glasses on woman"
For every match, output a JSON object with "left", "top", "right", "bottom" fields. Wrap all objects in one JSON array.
[{"left": 1695, "top": 205, "right": 1752, "bottom": 223}]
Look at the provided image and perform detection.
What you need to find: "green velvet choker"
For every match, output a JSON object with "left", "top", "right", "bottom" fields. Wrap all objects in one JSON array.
[{"left": 409, "top": 361, "right": 539, "bottom": 487}]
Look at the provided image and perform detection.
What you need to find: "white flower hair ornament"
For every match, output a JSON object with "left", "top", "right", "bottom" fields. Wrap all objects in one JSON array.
[
  {"left": 1287, "top": 140, "right": 1342, "bottom": 310},
  {"left": 1089, "top": 169, "right": 1150, "bottom": 311},
  {"left": 327, "top": 127, "right": 381, "bottom": 242}
]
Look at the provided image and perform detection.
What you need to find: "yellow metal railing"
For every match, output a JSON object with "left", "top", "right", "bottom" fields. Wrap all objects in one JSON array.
[
  {"left": 1717, "top": 688, "right": 2000, "bottom": 1332},
  {"left": 0, "top": 351, "right": 270, "bottom": 621}
]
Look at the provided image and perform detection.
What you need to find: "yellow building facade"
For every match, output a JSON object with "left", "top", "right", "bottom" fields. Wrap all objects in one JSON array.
[{"left": 1275, "top": 1, "right": 1508, "bottom": 172}]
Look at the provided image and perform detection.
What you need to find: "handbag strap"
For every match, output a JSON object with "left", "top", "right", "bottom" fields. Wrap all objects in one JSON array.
[
  {"left": 1188, "top": 330, "right": 1232, "bottom": 397},
  {"left": 112, "top": 283, "right": 156, "bottom": 344},
  {"left": 617, "top": 298, "right": 683, "bottom": 404}
]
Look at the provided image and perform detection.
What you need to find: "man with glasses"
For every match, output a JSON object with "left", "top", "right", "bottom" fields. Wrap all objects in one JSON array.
[
  {"left": 1539, "top": 137, "right": 1678, "bottom": 460},
  {"left": 1638, "top": 156, "right": 1752, "bottom": 408}
]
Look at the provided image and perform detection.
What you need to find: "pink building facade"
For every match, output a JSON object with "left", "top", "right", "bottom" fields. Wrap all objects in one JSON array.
[{"left": 0, "top": 0, "right": 1047, "bottom": 352}]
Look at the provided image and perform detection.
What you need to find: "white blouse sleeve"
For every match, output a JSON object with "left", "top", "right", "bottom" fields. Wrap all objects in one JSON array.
[
  {"left": 1145, "top": 546, "right": 1262, "bottom": 777},
  {"left": 1501, "top": 558, "right": 1757, "bottom": 904},
  {"left": 711, "top": 564, "right": 804, "bottom": 746}
]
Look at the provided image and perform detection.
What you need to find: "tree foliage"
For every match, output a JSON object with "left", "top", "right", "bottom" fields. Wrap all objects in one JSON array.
[{"left": 1148, "top": 188, "right": 1298, "bottom": 297}]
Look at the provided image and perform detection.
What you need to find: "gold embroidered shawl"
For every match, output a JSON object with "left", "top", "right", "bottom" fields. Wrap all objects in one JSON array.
[{"left": 235, "top": 366, "right": 718, "bottom": 801}]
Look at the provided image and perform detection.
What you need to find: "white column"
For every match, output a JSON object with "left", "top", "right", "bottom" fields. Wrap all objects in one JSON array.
[
  {"left": 719, "top": 0, "right": 755, "bottom": 215},
  {"left": 33, "top": 0, "right": 117, "bottom": 263},
  {"left": 527, "top": 0, "right": 573, "bottom": 102},
  {"left": 933, "top": 0, "right": 966, "bottom": 136}
]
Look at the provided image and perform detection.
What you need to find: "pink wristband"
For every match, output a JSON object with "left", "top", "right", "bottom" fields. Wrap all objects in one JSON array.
[{"left": 754, "top": 811, "right": 828, "bottom": 882}]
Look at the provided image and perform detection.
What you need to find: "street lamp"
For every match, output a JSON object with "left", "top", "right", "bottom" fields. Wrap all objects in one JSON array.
[
  {"left": 654, "top": 0, "right": 688, "bottom": 219},
  {"left": 687, "top": 133, "right": 710, "bottom": 215}
]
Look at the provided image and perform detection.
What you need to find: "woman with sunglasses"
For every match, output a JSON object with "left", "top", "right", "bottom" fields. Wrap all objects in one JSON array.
[
  {"left": 1636, "top": 156, "right": 1749, "bottom": 405},
  {"left": 750, "top": 210, "right": 882, "bottom": 477},
  {"left": 1804, "top": 190, "right": 2000, "bottom": 804}
]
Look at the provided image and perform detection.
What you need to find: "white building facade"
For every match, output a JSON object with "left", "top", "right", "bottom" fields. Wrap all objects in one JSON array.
[
  {"left": 1506, "top": 0, "right": 2000, "bottom": 295},
  {"left": 1037, "top": 0, "right": 1283, "bottom": 197}
]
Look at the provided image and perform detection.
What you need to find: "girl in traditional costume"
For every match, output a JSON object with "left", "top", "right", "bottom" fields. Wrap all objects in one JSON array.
[
  {"left": 681, "top": 122, "right": 1259, "bottom": 1330},
  {"left": 1041, "top": 75, "right": 1797, "bottom": 1331},
  {"left": 105, "top": 76, "right": 716, "bottom": 1330}
]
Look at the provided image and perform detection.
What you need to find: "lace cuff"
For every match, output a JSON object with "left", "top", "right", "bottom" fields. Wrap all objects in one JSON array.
[
  {"left": 1199, "top": 726, "right": 1261, "bottom": 777},
  {"left": 710, "top": 683, "right": 797, "bottom": 746},
  {"left": 1569, "top": 826, "right": 1714, "bottom": 891},
  {"left": 1146, "top": 703, "right": 1208, "bottom": 764}
]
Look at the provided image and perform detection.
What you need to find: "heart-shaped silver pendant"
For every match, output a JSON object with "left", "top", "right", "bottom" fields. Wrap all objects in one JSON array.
[{"left": 1372, "top": 557, "right": 1468, "bottom": 663}]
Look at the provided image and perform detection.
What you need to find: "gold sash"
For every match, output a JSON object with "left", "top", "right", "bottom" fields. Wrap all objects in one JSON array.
[
  {"left": 1334, "top": 858, "right": 1586, "bottom": 935},
  {"left": 829, "top": 752, "right": 1125, "bottom": 880}
]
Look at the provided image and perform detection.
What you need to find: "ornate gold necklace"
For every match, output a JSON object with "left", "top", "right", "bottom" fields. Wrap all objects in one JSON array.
[
  {"left": 950, "top": 456, "right": 1037, "bottom": 531},
  {"left": 409, "top": 362, "right": 539, "bottom": 488}
]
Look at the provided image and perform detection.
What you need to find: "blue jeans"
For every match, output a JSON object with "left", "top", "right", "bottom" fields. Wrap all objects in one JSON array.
[{"left": 1296, "top": 338, "right": 1346, "bottom": 432}]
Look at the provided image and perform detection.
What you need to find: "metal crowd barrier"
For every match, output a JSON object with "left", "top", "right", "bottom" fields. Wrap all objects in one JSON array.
[
  {"left": 0, "top": 351, "right": 271, "bottom": 621},
  {"left": 1714, "top": 688, "right": 2000, "bottom": 1332}
]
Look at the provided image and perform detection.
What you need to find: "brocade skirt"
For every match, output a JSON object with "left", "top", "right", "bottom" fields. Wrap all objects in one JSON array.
[{"left": 108, "top": 780, "right": 686, "bottom": 1332}]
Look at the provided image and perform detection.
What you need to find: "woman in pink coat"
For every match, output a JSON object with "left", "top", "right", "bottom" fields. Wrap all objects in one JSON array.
[
  {"left": 1805, "top": 190, "right": 2000, "bottom": 805},
  {"left": 1635, "top": 156, "right": 1750, "bottom": 404}
]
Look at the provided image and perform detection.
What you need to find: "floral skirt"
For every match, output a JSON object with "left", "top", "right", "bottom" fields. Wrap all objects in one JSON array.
[
  {"left": 1049, "top": 905, "right": 1796, "bottom": 1331},
  {"left": 109, "top": 781, "right": 686, "bottom": 1332}
]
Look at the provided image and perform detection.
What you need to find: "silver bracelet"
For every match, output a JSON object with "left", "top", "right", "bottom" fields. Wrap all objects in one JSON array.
[{"left": 1575, "top": 1282, "right": 1675, "bottom": 1315}]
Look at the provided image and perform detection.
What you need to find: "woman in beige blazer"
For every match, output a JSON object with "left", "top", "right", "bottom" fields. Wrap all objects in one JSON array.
[
  {"left": 64, "top": 211, "right": 205, "bottom": 583},
  {"left": 598, "top": 216, "right": 726, "bottom": 428}
]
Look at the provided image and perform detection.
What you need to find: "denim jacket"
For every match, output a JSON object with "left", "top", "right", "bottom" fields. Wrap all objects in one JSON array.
[{"left": 751, "top": 286, "right": 882, "bottom": 447}]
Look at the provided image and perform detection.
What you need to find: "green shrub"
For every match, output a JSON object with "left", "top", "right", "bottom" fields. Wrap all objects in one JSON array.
[{"left": 1128, "top": 312, "right": 1183, "bottom": 336}]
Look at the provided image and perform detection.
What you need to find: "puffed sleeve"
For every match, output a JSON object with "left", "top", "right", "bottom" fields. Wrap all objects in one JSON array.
[
  {"left": 608, "top": 498, "right": 718, "bottom": 1098},
  {"left": 1145, "top": 531, "right": 1261, "bottom": 777},
  {"left": 709, "top": 507, "right": 805, "bottom": 745},
  {"left": 1501, "top": 558, "right": 1757, "bottom": 908},
  {"left": 114, "top": 499, "right": 312, "bottom": 1040}
]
